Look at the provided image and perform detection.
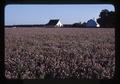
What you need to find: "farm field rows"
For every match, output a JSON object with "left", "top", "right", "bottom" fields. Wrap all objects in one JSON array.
[{"left": 5, "top": 28, "right": 115, "bottom": 79}]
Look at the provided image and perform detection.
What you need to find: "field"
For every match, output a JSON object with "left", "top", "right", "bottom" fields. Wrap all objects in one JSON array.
[{"left": 5, "top": 27, "right": 115, "bottom": 79}]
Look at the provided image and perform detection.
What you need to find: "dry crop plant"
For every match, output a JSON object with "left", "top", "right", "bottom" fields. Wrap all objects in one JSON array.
[{"left": 5, "top": 28, "right": 115, "bottom": 79}]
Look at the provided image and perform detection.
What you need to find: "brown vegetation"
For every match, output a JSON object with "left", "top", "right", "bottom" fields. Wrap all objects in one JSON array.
[{"left": 5, "top": 28, "right": 115, "bottom": 79}]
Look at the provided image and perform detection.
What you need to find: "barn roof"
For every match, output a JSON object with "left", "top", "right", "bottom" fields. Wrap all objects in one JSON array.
[
  {"left": 87, "top": 19, "right": 96, "bottom": 23},
  {"left": 86, "top": 19, "right": 97, "bottom": 27},
  {"left": 47, "top": 19, "right": 60, "bottom": 25}
]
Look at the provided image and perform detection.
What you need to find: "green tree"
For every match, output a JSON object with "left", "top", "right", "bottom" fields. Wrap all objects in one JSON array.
[{"left": 97, "top": 9, "right": 115, "bottom": 28}]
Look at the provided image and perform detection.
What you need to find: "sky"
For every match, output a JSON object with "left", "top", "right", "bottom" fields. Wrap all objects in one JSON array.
[{"left": 5, "top": 4, "right": 115, "bottom": 25}]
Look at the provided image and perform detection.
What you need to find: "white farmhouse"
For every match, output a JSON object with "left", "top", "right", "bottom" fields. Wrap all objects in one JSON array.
[{"left": 46, "top": 19, "right": 63, "bottom": 27}]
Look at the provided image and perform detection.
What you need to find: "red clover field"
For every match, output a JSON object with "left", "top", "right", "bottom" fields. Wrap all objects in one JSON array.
[{"left": 5, "top": 28, "right": 115, "bottom": 79}]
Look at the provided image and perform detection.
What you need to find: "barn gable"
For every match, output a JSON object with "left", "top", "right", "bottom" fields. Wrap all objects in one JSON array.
[{"left": 46, "top": 19, "right": 63, "bottom": 27}]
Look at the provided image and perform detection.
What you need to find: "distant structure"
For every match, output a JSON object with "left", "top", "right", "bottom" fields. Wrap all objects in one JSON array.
[
  {"left": 86, "top": 19, "right": 97, "bottom": 28},
  {"left": 46, "top": 19, "right": 63, "bottom": 27}
]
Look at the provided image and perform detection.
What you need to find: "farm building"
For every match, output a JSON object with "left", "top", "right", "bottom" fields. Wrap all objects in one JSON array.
[
  {"left": 46, "top": 19, "right": 63, "bottom": 27},
  {"left": 86, "top": 19, "right": 97, "bottom": 28}
]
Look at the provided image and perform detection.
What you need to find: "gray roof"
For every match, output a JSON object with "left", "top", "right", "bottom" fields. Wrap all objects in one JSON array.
[
  {"left": 46, "top": 19, "right": 60, "bottom": 25},
  {"left": 86, "top": 19, "right": 97, "bottom": 27}
]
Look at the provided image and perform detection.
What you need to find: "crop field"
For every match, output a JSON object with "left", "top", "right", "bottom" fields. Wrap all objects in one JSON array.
[{"left": 5, "top": 27, "right": 115, "bottom": 79}]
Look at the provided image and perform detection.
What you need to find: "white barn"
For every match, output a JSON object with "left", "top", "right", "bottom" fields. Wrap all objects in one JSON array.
[
  {"left": 46, "top": 19, "right": 63, "bottom": 27},
  {"left": 86, "top": 19, "right": 97, "bottom": 28}
]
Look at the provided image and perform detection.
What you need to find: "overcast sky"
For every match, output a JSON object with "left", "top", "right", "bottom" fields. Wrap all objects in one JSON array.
[{"left": 5, "top": 4, "right": 115, "bottom": 25}]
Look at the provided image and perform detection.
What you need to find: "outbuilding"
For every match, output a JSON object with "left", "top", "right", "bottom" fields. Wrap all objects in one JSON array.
[
  {"left": 46, "top": 19, "right": 63, "bottom": 27},
  {"left": 86, "top": 19, "right": 97, "bottom": 28}
]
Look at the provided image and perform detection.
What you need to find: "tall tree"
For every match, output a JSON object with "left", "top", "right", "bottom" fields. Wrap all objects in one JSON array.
[{"left": 97, "top": 9, "right": 116, "bottom": 28}]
